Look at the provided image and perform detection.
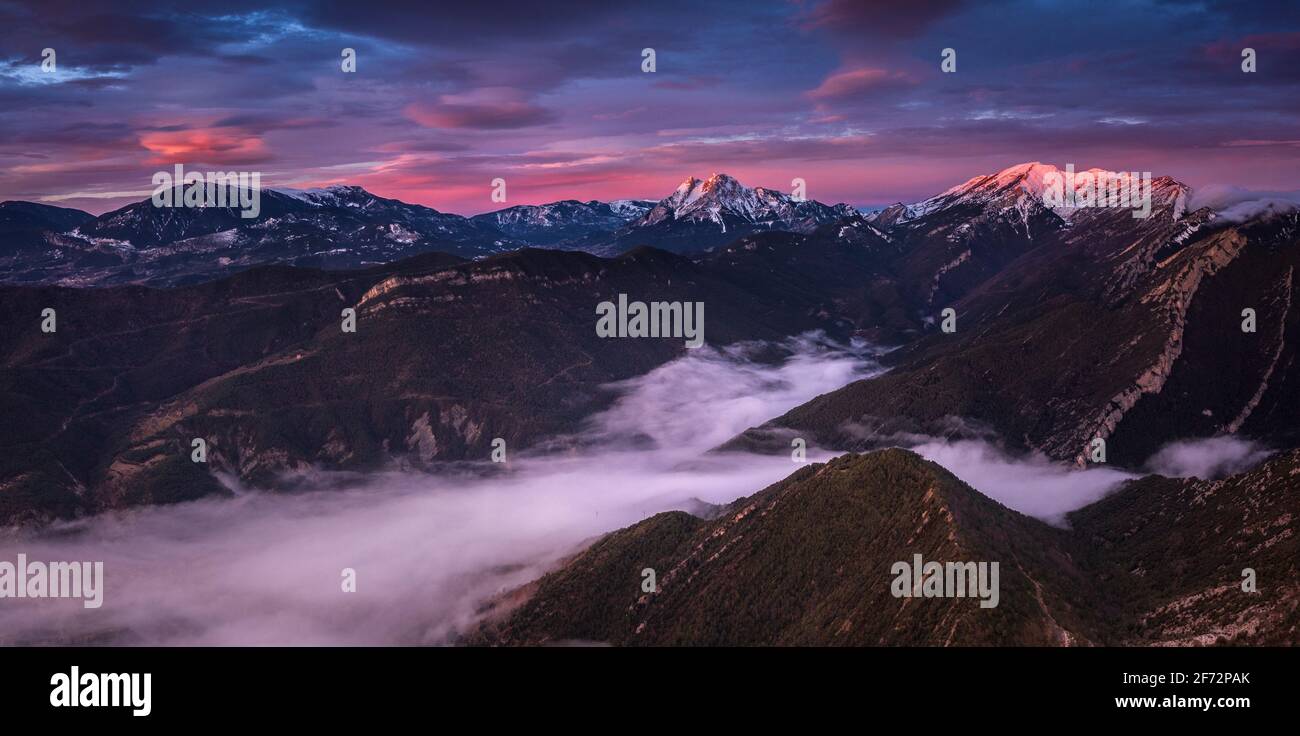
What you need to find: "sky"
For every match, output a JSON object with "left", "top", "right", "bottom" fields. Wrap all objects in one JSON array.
[{"left": 0, "top": 0, "right": 1298, "bottom": 215}]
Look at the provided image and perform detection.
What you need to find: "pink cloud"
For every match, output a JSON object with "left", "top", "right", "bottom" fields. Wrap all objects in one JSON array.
[
  {"left": 806, "top": 67, "right": 913, "bottom": 102},
  {"left": 799, "top": 0, "right": 965, "bottom": 38},
  {"left": 137, "top": 129, "right": 272, "bottom": 165},
  {"left": 404, "top": 88, "right": 557, "bottom": 130}
]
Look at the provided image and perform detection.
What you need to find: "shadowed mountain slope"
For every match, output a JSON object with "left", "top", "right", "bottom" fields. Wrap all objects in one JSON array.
[
  {"left": 471, "top": 448, "right": 1300, "bottom": 646},
  {"left": 0, "top": 236, "right": 892, "bottom": 524}
]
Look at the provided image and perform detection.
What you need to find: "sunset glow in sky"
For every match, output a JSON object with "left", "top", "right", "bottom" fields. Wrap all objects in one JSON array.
[{"left": 1, "top": 0, "right": 1298, "bottom": 215}]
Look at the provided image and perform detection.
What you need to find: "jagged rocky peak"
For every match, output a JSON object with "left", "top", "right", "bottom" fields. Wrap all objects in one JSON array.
[
  {"left": 699, "top": 171, "right": 747, "bottom": 194},
  {"left": 666, "top": 172, "right": 739, "bottom": 208},
  {"left": 641, "top": 171, "right": 852, "bottom": 228},
  {"left": 866, "top": 202, "right": 915, "bottom": 228},
  {"left": 663, "top": 173, "right": 767, "bottom": 210}
]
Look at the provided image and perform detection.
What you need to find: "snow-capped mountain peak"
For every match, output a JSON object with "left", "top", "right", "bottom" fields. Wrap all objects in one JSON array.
[
  {"left": 607, "top": 199, "right": 657, "bottom": 219},
  {"left": 278, "top": 185, "right": 379, "bottom": 209},
  {"left": 468, "top": 199, "right": 655, "bottom": 245},
  {"left": 916, "top": 161, "right": 1063, "bottom": 215},
  {"left": 906, "top": 162, "right": 1191, "bottom": 221},
  {"left": 642, "top": 172, "right": 850, "bottom": 229}
]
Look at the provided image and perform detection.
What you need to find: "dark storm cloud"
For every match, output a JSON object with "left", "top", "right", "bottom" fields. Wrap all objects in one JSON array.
[
  {"left": 0, "top": 1, "right": 269, "bottom": 69},
  {"left": 1157, "top": 0, "right": 1300, "bottom": 26},
  {"left": 4, "top": 121, "right": 137, "bottom": 147},
  {"left": 800, "top": 0, "right": 969, "bottom": 38},
  {"left": 299, "top": 0, "right": 623, "bottom": 45},
  {"left": 209, "top": 114, "right": 338, "bottom": 133}
]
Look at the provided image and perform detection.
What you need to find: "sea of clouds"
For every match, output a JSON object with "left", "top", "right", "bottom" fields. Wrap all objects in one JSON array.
[{"left": 0, "top": 334, "right": 1272, "bottom": 644}]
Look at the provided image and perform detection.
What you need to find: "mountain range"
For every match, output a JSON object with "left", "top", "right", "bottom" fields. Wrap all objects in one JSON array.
[
  {"left": 468, "top": 199, "right": 655, "bottom": 245},
  {"left": 0, "top": 173, "right": 858, "bottom": 287},
  {"left": 3, "top": 162, "right": 1297, "bottom": 645},
  {"left": 731, "top": 162, "right": 1300, "bottom": 468},
  {"left": 6, "top": 162, "right": 1298, "bottom": 515},
  {"left": 0, "top": 187, "right": 517, "bottom": 287}
]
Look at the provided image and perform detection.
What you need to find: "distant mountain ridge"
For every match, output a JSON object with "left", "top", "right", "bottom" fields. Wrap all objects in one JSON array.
[
  {"left": 3, "top": 164, "right": 1276, "bottom": 288},
  {"left": 1, "top": 187, "right": 651, "bottom": 287},
  {"left": 575, "top": 173, "right": 859, "bottom": 255},
  {"left": 0, "top": 173, "right": 865, "bottom": 285},
  {"left": 0, "top": 201, "right": 96, "bottom": 234},
  {"left": 469, "top": 199, "right": 654, "bottom": 245}
]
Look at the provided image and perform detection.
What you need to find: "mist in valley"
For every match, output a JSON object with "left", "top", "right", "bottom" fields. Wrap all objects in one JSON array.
[{"left": 0, "top": 334, "right": 1271, "bottom": 644}]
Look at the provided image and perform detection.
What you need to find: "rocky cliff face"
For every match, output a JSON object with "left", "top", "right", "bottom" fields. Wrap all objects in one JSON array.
[{"left": 728, "top": 167, "right": 1299, "bottom": 469}]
